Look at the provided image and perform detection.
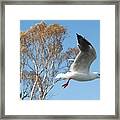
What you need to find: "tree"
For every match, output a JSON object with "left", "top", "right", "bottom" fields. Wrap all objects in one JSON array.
[{"left": 20, "top": 21, "right": 79, "bottom": 100}]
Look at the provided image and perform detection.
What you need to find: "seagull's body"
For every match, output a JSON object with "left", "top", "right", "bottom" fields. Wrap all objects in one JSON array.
[
  {"left": 56, "top": 72, "right": 99, "bottom": 82},
  {"left": 56, "top": 33, "right": 100, "bottom": 88}
]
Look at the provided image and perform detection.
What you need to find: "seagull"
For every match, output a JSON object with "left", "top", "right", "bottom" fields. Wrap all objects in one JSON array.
[{"left": 56, "top": 33, "right": 100, "bottom": 88}]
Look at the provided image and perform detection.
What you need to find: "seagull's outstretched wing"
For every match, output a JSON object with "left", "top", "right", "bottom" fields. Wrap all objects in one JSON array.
[{"left": 70, "top": 33, "right": 96, "bottom": 73}]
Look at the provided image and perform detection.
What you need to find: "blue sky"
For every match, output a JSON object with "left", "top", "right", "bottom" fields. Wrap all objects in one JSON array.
[{"left": 20, "top": 20, "right": 100, "bottom": 100}]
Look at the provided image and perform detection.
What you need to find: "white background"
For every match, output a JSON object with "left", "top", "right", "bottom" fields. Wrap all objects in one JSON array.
[{"left": 5, "top": 5, "right": 115, "bottom": 115}]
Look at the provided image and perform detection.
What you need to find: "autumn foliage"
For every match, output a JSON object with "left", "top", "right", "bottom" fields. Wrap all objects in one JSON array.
[{"left": 20, "top": 21, "right": 78, "bottom": 100}]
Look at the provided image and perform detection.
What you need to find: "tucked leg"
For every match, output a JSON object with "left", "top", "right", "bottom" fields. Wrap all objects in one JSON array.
[{"left": 62, "top": 79, "right": 70, "bottom": 88}]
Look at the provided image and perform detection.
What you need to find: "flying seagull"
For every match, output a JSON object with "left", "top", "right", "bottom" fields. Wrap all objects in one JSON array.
[{"left": 56, "top": 33, "right": 100, "bottom": 88}]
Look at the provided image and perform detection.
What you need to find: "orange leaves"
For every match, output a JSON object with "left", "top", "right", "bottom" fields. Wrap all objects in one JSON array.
[
  {"left": 46, "top": 24, "right": 66, "bottom": 37},
  {"left": 68, "top": 48, "right": 79, "bottom": 55},
  {"left": 63, "top": 48, "right": 79, "bottom": 60},
  {"left": 48, "top": 43, "right": 61, "bottom": 57},
  {"left": 37, "top": 22, "right": 47, "bottom": 41},
  {"left": 20, "top": 32, "right": 26, "bottom": 38},
  {"left": 38, "top": 21, "right": 47, "bottom": 31},
  {"left": 20, "top": 21, "right": 66, "bottom": 42},
  {"left": 20, "top": 21, "right": 66, "bottom": 54},
  {"left": 20, "top": 45, "right": 27, "bottom": 53}
]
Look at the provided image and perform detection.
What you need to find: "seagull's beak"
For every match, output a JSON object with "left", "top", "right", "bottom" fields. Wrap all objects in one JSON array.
[{"left": 97, "top": 73, "right": 100, "bottom": 78}]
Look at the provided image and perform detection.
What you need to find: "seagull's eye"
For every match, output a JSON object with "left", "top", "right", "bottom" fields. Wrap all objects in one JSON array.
[{"left": 98, "top": 73, "right": 100, "bottom": 77}]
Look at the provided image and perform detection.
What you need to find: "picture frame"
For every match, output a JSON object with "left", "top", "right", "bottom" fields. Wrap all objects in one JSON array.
[{"left": 0, "top": 0, "right": 119, "bottom": 119}]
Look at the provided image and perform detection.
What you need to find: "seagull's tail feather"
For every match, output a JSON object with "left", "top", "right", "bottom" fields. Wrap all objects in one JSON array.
[
  {"left": 55, "top": 73, "right": 65, "bottom": 79},
  {"left": 68, "top": 59, "right": 74, "bottom": 61}
]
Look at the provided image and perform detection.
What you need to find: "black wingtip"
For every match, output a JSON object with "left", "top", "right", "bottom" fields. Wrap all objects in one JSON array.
[
  {"left": 76, "top": 33, "right": 83, "bottom": 39},
  {"left": 76, "top": 33, "right": 93, "bottom": 51},
  {"left": 76, "top": 33, "right": 80, "bottom": 37},
  {"left": 76, "top": 33, "right": 79, "bottom": 36}
]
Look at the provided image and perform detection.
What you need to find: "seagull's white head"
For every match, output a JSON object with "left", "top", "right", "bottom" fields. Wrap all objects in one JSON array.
[{"left": 92, "top": 72, "right": 100, "bottom": 79}]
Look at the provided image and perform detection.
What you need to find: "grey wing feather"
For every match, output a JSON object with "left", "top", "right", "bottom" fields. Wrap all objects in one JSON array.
[{"left": 70, "top": 34, "right": 96, "bottom": 73}]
